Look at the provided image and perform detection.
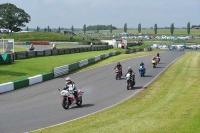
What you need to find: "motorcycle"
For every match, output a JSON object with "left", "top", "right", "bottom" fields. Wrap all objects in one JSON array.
[
  {"left": 115, "top": 68, "right": 122, "bottom": 80},
  {"left": 138, "top": 66, "right": 145, "bottom": 77},
  {"left": 125, "top": 73, "right": 135, "bottom": 90},
  {"left": 59, "top": 85, "right": 83, "bottom": 109},
  {"left": 152, "top": 59, "right": 157, "bottom": 68}
]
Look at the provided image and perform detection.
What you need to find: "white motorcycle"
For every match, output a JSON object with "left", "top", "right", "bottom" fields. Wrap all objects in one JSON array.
[
  {"left": 125, "top": 73, "right": 135, "bottom": 90},
  {"left": 59, "top": 85, "right": 83, "bottom": 109}
]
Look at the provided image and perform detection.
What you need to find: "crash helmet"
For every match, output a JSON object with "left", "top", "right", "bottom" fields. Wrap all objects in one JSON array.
[
  {"left": 128, "top": 66, "right": 132, "bottom": 71},
  {"left": 117, "top": 62, "right": 121, "bottom": 66},
  {"left": 65, "top": 77, "right": 72, "bottom": 84}
]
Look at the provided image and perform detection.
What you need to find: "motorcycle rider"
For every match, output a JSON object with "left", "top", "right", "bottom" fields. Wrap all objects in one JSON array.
[
  {"left": 29, "top": 44, "right": 35, "bottom": 51},
  {"left": 139, "top": 61, "right": 146, "bottom": 73},
  {"left": 157, "top": 52, "right": 160, "bottom": 57},
  {"left": 63, "top": 77, "right": 78, "bottom": 100},
  {"left": 126, "top": 66, "right": 135, "bottom": 81},
  {"left": 152, "top": 56, "right": 157, "bottom": 60},
  {"left": 114, "top": 62, "right": 122, "bottom": 75}
]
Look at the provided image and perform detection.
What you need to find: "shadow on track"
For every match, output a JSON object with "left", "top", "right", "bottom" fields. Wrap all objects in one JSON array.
[
  {"left": 143, "top": 75, "right": 154, "bottom": 77},
  {"left": 155, "top": 66, "right": 164, "bottom": 68},
  {"left": 128, "top": 86, "right": 144, "bottom": 90},
  {"left": 69, "top": 104, "right": 95, "bottom": 109}
]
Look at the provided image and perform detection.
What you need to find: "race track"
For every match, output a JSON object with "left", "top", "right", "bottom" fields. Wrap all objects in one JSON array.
[{"left": 0, "top": 50, "right": 185, "bottom": 133}]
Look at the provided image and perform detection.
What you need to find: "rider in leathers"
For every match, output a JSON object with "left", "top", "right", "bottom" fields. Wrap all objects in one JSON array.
[
  {"left": 114, "top": 62, "right": 122, "bottom": 75},
  {"left": 126, "top": 66, "right": 135, "bottom": 84},
  {"left": 139, "top": 61, "right": 146, "bottom": 73},
  {"left": 63, "top": 77, "right": 78, "bottom": 100}
]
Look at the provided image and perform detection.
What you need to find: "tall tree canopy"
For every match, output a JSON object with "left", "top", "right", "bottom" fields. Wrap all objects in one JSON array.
[
  {"left": 170, "top": 23, "right": 174, "bottom": 35},
  {"left": 154, "top": 24, "right": 157, "bottom": 34},
  {"left": 138, "top": 23, "right": 141, "bottom": 33},
  {"left": 187, "top": 22, "right": 190, "bottom": 34},
  {"left": 0, "top": 3, "right": 31, "bottom": 32},
  {"left": 83, "top": 24, "right": 86, "bottom": 34},
  {"left": 110, "top": 24, "right": 112, "bottom": 34},
  {"left": 124, "top": 23, "right": 127, "bottom": 32}
]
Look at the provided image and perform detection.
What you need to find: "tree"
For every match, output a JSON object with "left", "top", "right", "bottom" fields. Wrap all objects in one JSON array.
[
  {"left": 47, "top": 26, "right": 50, "bottom": 32},
  {"left": 154, "top": 24, "right": 157, "bottom": 34},
  {"left": 170, "top": 23, "right": 174, "bottom": 35},
  {"left": 36, "top": 26, "right": 40, "bottom": 32},
  {"left": 83, "top": 24, "right": 86, "bottom": 34},
  {"left": 138, "top": 23, "right": 141, "bottom": 33},
  {"left": 58, "top": 27, "right": 60, "bottom": 33},
  {"left": 0, "top": 3, "right": 31, "bottom": 32},
  {"left": 71, "top": 25, "right": 74, "bottom": 32},
  {"left": 26, "top": 26, "right": 29, "bottom": 31},
  {"left": 44, "top": 27, "right": 47, "bottom": 32},
  {"left": 96, "top": 24, "right": 99, "bottom": 33},
  {"left": 124, "top": 23, "right": 127, "bottom": 32},
  {"left": 110, "top": 24, "right": 112, "bottom": 34},
  {"left": 187, "top": 22, "right": 190, "bottom": 34}
]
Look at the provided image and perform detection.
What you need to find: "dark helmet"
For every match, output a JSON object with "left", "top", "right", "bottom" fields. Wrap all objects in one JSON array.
[{"left": 117, "top": 62, "right": 120, "bottom": 66}]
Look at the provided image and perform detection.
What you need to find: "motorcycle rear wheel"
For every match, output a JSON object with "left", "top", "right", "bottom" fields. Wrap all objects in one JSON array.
[
  {"left": 140, "top": 71, "right": 143, "bottom": 77},
  {"left": 76, "top": 97, "right": 82, "bottom": 106}
]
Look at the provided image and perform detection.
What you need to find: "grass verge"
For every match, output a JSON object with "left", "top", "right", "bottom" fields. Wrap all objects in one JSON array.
[{"left": 30, "top": 51, "right": 200, "bottom": 133}]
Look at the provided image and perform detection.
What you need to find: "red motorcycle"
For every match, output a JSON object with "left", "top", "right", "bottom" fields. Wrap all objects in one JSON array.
[{"left": 59, "top": 85, "right": 83, "bottom": 109}]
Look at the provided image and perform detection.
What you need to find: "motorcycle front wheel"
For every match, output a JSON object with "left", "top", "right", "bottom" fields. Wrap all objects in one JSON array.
[
  {"left": 115, "top": 73, "right": 118, "bottom": 80},
  {"left": 62, "top": 98, "right": 69, "bottom": 109}
]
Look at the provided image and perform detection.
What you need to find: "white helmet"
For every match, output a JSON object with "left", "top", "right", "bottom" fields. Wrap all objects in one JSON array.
[{"left": 128, "top": 66, "right": 132, "bottom": 71}]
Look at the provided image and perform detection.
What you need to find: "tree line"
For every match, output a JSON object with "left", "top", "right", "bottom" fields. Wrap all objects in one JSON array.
[{"left": 0, "top": 3, "right": 198, "bottom": 35}]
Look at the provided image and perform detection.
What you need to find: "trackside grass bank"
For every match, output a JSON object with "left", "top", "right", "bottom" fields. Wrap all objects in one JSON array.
[{"left": 30, "top": 51, "right": 200, "bottom": 133}]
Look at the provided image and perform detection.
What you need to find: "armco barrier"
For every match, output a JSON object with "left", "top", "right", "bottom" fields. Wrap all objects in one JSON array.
[
  {"left": 0, "top": 82, "right": 14, "bottom": 93},
  {"left": 37, "top": 51, "right": 44, "bottom": 57},
  {"left": 44, "top": 49, "right": 52, "bottom": 56},
  {"left": 124, "top": 48, "right": 151, "bottom": 54},
  {"left": 65, "top": 48, "right": 71, "bottom": 54},
  {"left": 52, "top": 49, "right": 58, "bottom": 55},
  {"left": 28, "top": 51, "right": 36, "bottom": 58},
  {"left": 13, "top": 78, "right": 29, "bottom": 90},
  {"left": 59, "top": 49, "right": 65, "bottom": 55},
  {"left": 71, "top": 48, "right": 75, "bottom": 53}
]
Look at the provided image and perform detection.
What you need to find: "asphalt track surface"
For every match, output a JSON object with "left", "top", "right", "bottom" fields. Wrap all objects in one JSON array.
[{"left": 0, "top": 50, "right": 185, "bottom": 133}]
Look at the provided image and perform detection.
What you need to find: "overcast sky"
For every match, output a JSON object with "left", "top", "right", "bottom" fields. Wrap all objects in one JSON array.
[{"left": 1, "top": 0, "right": 200, "bottom": 29}]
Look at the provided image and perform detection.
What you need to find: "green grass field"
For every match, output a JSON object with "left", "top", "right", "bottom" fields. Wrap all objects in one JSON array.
[{"left": 30, "top": 51, "right": 200, "bottom": 133}]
